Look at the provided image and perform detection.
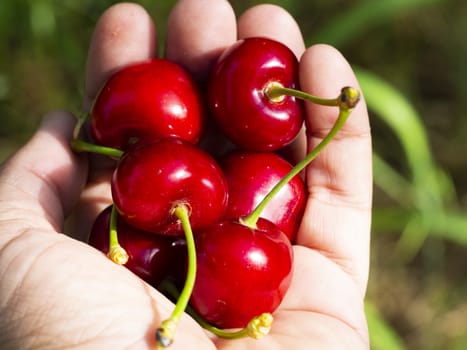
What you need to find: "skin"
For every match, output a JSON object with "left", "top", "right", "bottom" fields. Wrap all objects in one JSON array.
[{"left": 0, "top": 1, "right": 372, "bottom": 349}]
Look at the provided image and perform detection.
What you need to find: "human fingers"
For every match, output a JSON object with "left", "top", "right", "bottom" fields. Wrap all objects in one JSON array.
[
  {"left": 69, "top": 4, "right": 157, "bottom": 241},
  {"left": 0, "top": 111, "right": 86, "bottom": 235},
  {"left": 237, "top": 4, "right": 305, "bottom": 58},
  {"left": 165, "top": 0, "right": 236, "bottom": 84},
  {"left": 297, "top": 44, "right": 372, "bottom": 296},
  {"left": 84, "top": 2, "right": 157, "bottom": 110}
]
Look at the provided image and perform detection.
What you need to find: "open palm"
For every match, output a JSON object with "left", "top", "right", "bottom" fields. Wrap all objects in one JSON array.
[{"left": 0, "top": 1, "right": 372, "bottom": 349}]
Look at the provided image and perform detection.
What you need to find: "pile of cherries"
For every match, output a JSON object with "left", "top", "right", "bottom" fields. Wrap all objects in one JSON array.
[{"left": 72, "top": 37, "right": 360, "bottom": 348}]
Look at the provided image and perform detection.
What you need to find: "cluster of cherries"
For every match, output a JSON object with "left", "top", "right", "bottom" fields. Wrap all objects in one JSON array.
[{"left": 71, "top": 37, "right": 360, "bottom": 348}]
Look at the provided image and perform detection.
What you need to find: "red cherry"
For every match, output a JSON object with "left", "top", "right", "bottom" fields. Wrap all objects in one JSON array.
[
  {"left": 90, "top": 59, "right": 204, "bottom": 150},
  {"left": 190, "top": 218, "right": 293, "bottom": 329},
  {"left": 220, "top": 150, "right": 306, "bottom": 241},
  {"left": 111, "top": 138, "right": 228, "bottom": 236},
  {"left": 88, "top": 206, "right": 187, "bottom": 287},
  {"left": 208, "top": 37, "right": 304, "bottom": 151}
]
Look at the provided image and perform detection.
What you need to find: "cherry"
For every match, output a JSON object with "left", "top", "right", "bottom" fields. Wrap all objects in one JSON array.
[
  {"left": 111, "top": 137, "right": 228, "bottom": 236},
  {"left": 88, "top": 205, "right": 187, "bottom": 287},
  {"left": 189, "top": 217, "right": 293, "bottom": 329},
  {"left": 186, "top": 86, "right": 360, "bottom": 332},
  {"left": 89, "top": 59, "right": 204, "bottom": 150},
  {"left": 208, "top": 37, "right": 304, "bottom": 151},
  {"left": 220, "top": 150, "right": 306, "bottom": 242}
]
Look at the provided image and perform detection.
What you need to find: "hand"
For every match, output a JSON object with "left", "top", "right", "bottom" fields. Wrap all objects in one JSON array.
[{"left": 0, "top": 1, "right": 372, "bottom": 349}]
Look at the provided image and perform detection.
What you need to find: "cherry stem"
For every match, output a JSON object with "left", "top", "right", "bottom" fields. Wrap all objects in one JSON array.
[
  {"left": 265, "top": 82, "right": 360, "bottom": 109},
  {"left": 242, "top": 86, "right": 360, "bottom": 228},
  {"left": 72, "top": 112, "right": 88, "bottom": 140},
  {"left": 159, "top": 281, "right": 273, "bottom": 340},
  {"left": 107, "top": 205, "right": 129, "bottom": 265},
  {"left": 156, "top": 204, "right": 197, "bottom": 349},
  {"left": 190, "top": 309, "right": 273, "bottom": 340},
  {"left": 70, "top": 112, "right": 124, "bottom": 158},
  {"left": 70, "top": 139, "right": 124, "bottom": 158}
]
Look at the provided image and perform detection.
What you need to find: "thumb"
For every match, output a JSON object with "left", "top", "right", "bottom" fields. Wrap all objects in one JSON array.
[{"left": 0, "top": 110, "right": 88, "bottom": 234}]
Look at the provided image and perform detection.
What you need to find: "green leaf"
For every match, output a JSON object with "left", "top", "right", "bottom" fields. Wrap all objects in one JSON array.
[
  {"left": 356, "top": 67, "right": 446, "bottom": 213},
  {"left": 366, "top": 301, "right": 407, "bottom": 350},
  {"left": 308, "top": 0, "right": 443, "bottom": 47},
  {"left": 357, "top": 68, "right": 467, "bottom": 249}
]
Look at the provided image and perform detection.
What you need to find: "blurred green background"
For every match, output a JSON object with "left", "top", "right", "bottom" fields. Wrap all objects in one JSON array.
[{"left": 1, "top": 0, "right": 466, "bottom": 349}]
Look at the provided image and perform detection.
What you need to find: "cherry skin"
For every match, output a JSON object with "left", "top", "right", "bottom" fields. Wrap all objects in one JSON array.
[
  {"left": 189, "top": 218, "right": 293, "bottom": 329},
  {"left": 90, "top": 59, "right": 204, "bottom": 150},
  {"left": 208, "top": 37, "right": 304, "bottom": 151},
  {"left": 220, "top": 150, "right": 306, "bottom": 242},
  {"left": 111, "top": 137, "right": 228, "bottom": 236},
  {"left": 88, "top": 206, "right": 187, "bottom": 287}
]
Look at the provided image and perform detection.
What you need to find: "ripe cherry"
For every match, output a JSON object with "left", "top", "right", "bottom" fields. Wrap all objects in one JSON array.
[
  {"left": 187, "top": 86, "right": 361, "bottom": 331},
  {"left": 111, "top": 137, "right": 228, "bottom": 236},
  {"left": 190, "top": 218, "right": 293, "bottom": 329},
  {"left": 208, "top": 37, "right": 304, "bottom": 151},
  {"left": 88, "top": 205, "right": 187, "bottom": 287},
  {"left": 90, "top": 59, "right": 204, "bottom": 150},
  {"left": 220, "top": 150, "right": 306, "bottom": 242}
]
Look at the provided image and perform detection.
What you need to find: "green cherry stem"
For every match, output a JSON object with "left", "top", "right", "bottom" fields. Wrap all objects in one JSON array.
[
  {"left": 72, "top": 112, "right": 89, "bottom": 140},
  {"left": 190, "top": 308, "right": 273, "bottom": 340},
  {"left": 265, "top": 81, "right": 338, "bottom": 106},
  {"left": 156, "top": 204, "right": 197, "bottom": 349},
  {"left": 265, "top": 82, "right": 360, "bottom": 109},
  {"left": 107, "top": 205, "right": 129, "bottom": 265},
  {"left": 241, "top": 86, "right": 360, "bottom": 229},
  {"left": 159, "top": 281, "right": 273, "bottom": 341},
  {"left": 70, "top": 112, "right": 124, "bottom": 158},
  {"left": 70, "top": 138, "right": 124, "bottom": 158}
]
